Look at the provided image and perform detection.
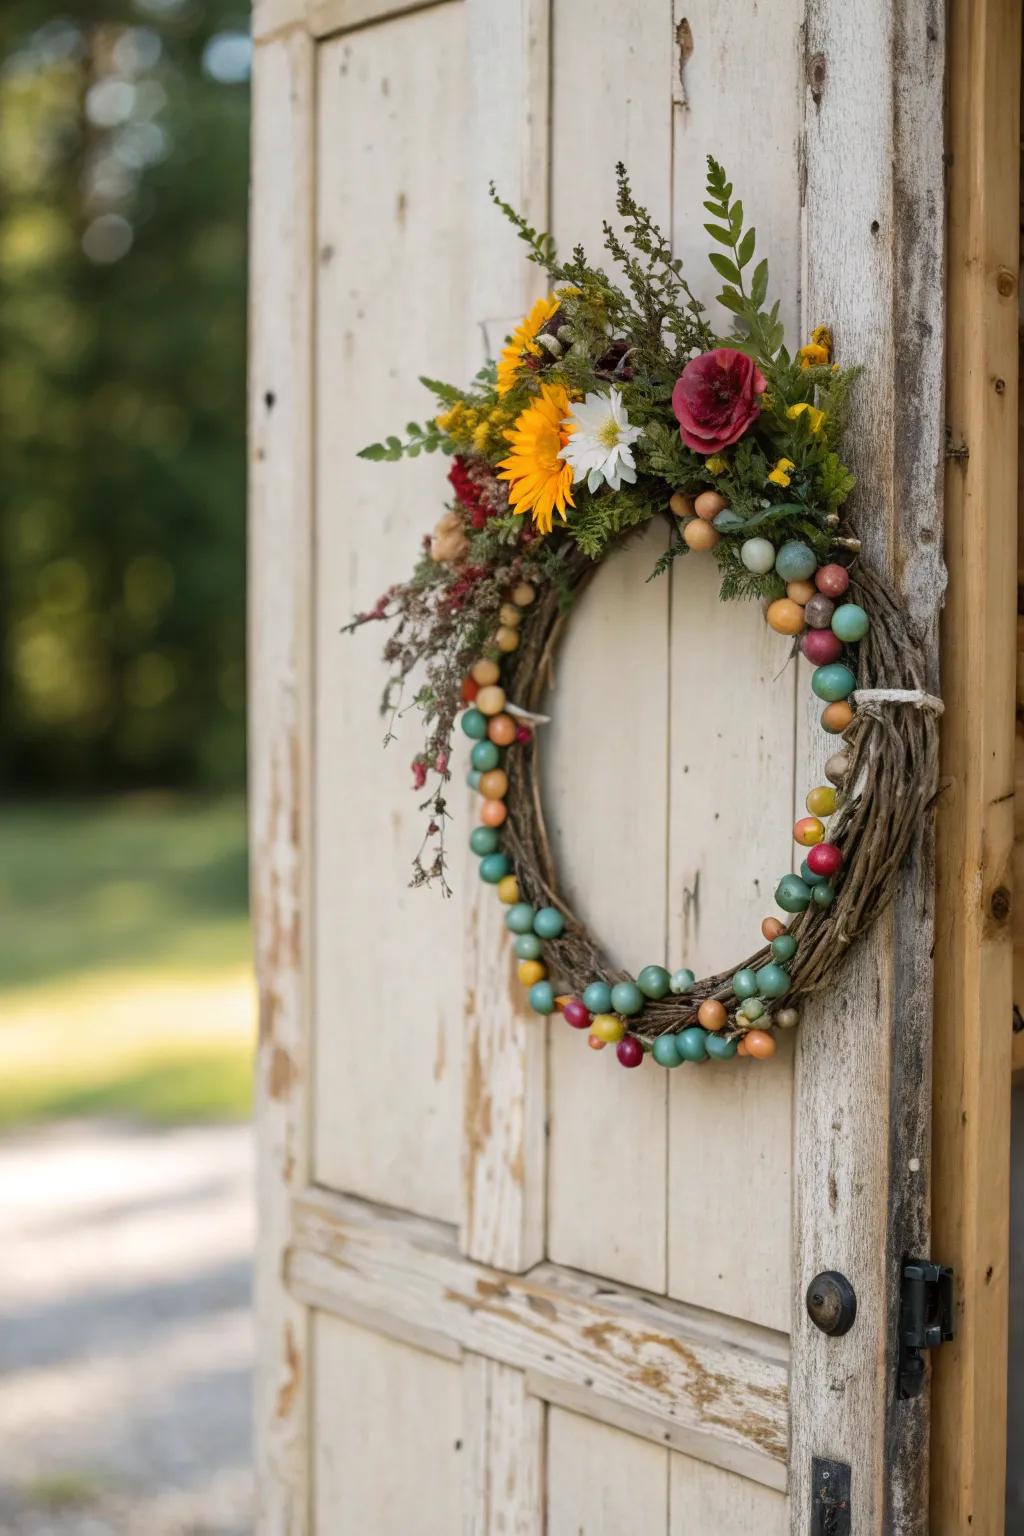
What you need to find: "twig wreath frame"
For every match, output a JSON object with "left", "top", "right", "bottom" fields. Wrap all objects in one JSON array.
[{"left": 348, "top": 159, "right": 941, "bottom": 1072}]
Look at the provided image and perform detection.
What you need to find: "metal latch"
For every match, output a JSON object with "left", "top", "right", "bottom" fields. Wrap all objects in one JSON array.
[{"left": 898, "top": 1259, "right": 954, "bottom": 1399}]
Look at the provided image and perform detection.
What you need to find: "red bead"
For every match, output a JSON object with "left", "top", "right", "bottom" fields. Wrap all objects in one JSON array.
[
  {"left": 815, "top": 563, "right": 850, "bottom": 598},
  {"left": 806, "top": 841, "right": 843, "bottom": 877},
  {"left": 616, "top": 1035, "right": 644, "bottom": 1068},
  {"left": 515, "top": 725, "right": 533, "bottom": 744},
  {"left": 801, "top": 628, "right": 843, "bottom": 665},
  {"left": 461, "top": 676, "right": 479, "bottom": 704},
  {"left": 562, "top": 998, "right": 591, "bottom": 1030}
]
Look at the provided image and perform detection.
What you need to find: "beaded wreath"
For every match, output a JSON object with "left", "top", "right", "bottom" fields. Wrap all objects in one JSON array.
[{"left": 348, "top": 161, "right": 941, "bottom": 1072}]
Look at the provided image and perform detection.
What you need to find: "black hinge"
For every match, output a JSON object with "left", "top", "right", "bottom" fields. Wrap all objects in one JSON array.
[
  {"left": 898, "top": 1259, "right": 955, "bottom": 1399},
  {"left": 811, "top": 1457, "right": 851, "bottom": 1536}
]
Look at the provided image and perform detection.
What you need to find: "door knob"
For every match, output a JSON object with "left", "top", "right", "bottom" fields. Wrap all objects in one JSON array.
[{"left": 806, "top": 1270, "right": 857, "bottom": 1336}]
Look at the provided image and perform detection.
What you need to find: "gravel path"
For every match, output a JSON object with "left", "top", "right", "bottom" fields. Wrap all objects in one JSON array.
[{"left": 0, "top": 1122, "right": 254, "bottom": 1536}]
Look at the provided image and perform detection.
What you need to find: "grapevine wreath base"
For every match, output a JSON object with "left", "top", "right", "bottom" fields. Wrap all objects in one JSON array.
[{"left": 349, "top": 159, "right": 942, "bottom": 1072}]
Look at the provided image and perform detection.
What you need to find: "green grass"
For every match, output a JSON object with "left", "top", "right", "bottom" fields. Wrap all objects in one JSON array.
[{"left": 0, "top": 794, "right": 254, "bottom": 1128}]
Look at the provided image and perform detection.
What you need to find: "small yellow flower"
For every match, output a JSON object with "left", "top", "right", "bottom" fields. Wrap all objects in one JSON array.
[
  {"left": 705, "top": 455, "right": 728, "bottom": 475},
  {"left": 798, "top": 326, "right": 832, "bottom": 370},
  {"left": 768, "top": 457, "right": 795, "bottom": 488},
  {"left": 812, "top": 324, "right": 832, "bottom": 352},
  {"left": 497, "top": 295, "right": 561, "bottom": 396},
  {"left": 787, "top": 402, "right": 826, "bottom": 434}
]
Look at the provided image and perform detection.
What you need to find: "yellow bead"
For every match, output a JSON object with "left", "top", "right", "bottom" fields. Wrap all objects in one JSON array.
[
  {"left": 499, "top": 603, "right": 522, "bottom": 628},
  {"left": 806, "top": 784, "right": 837, "bottom": 817},
  {"left": 512, "top": 582, "right": 536, "bottom": 607},
  {"left": 471, "top": 658, "right": 500, "bottom": 686},
  {"left": 497, "top": 875, "right": 520, "bottom": 904},
  {"left": 495, "top": 626, "right": 520, "bottom": 653},
  {"left": 475, "top": 684, "right": 506, "bottom": 716},
  {"left": 766, "top": 598, "right": 806, "bottom": 636},
  {"left": 518, "top": 960, "right": 547, "bottom": 986},
  {"left": 479, "top": 769, "right": 508, "bottom": 800},
  {"left": 682, "top": 518, "right": 719, "bottom": 552},
  {"left": 794, "top": 815, "right": 825, "bottom": 846},
  {"left": 590, "top": 1013, "right": 626, "bottom": 1043}
]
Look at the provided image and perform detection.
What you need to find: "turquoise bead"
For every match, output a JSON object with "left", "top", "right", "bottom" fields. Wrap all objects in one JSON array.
[
  {"left": 776, "top": 873, "right": 812, "bottom": 912},
  {"left": 670, "top": 967, "right": 696, "bottom": 994},
  {"left": 528, "top": 980, "right": 555, "bottom": 1015},
  {"left": 638, "top": 964, "right": 672, "bottom": 1000},
  {"left": 770, "top": 933, "right": 797, "bottom": 962},
  {"left": 732, "top": 967, "right": 759, "bottom": 1000},
  {"left": 758, "top": 964, "right": 791, "bottom": 998},
  {"left": 652, "top": 1033, "right": 684, "bottom": 1068},
  {"left": 678, "top": 1026, "right": 709, "bottom": 1062},
  {"left": 830, "top": 603, "right": 869, "bottom": 643},
  {"left": 811, "top": 880, "right": 836, "bottom": 908},
  {"left": 705, "top": 1032, "right": 738, "bottom": 1060},
  {"left": 610, "top": 981, "right": 643, "bottom": 1017},
  {"left": 740, "top": 996, "right": 765, "bottom": 1021},
  {"left": 479, "top": 852, "right": 511, "bottom": 884},
  {"left": 533, "top": 906, "right": 565, "bottom": 939},
  {"left": 467, "top": 770, "right": 482, "bottom": 789},
  {"left": 470, "top": 826, "right": 500, "bottom": 857},
  {"left": 471, "top": 739, "right": 501, "bottom": 772},
  {"left": 515, "top": 933, "right": 542, "bottom": 960},
  {"left": 506, "top": 903, "right": 536, "bottom": 934},
  {"left": 775, "top": 540, "right": 817, "bottom": 582},
  {"left": 583, "top": 981, "right": 613, "bottom": 1014},
  {"left": 811, "top": 663, "right": 856, "bottom": 702},
  {"left": 461, "top": 709, "right": 488, "bottom": 740},
  {"left": 800, "top": 857, "right": 827, "bottom": 887}
]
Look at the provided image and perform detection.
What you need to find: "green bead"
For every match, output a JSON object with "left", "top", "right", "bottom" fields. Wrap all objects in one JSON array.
[
  {"left": 637, "top": 964, "right": 671, "bottom": 1000},
  {"left": 652, "top": 1033, "right": 684, "bottom": 1068},
  {"left": 670, "top": 968, "right": 696, "bottom": 994},
  {"left": 770, "top": 933, "right": 797, "bottom": 962},
  {"left": 610, "top": 981, "right": 643, "bottom": 1017},
  {"left": 515, "top": 933, "right": 542, "bottom": 960},
  {"left": 757, "top": 964, "right": 791, "bottom": 998},
  {"left": 678, "top": 1026, "right": 709, "bottom": 1062},
  {"left": 811, "top": 663, "right": 857, "bottom": 702},
  {"left": 528, "top": 980, "right": 555, "bottom": 1015},
  {"left": 800, "top": 857, "right": 827, "bottom": 887},
  {"left": 830, "top": 603, "right": 869, "bottom": 643},
  {"left": 479, "top": 852, "right": 511, "bottom": 884},
  {"left": 811, "top": 880, "right": 836, "bottom": 908},
  {"left": 506, "top": 903, "right": 536, "bottom": 934},
  {"left": 467, "top": 770, "right": 482, "bottom": 789},
  {"left": 583, "top": 981, "right": 613, "bottom": 1014},
  {"left": 775, "top": 873, "right": 812, "bottom": 913},
  {"left": 705, "top": 1033, "right": 738, "bottom": 1060},
  {"left": 775, "top": 540, "right": 817, "bottom": 582},
  {"left": 740, "top": 996, "right": 765, "bottom": 1021},
  {"left": 533, "top": 906, "right": 565, "bottom": 939},
  {"left": 461, "top": 709, "right": 488, "bottom": 740},
  {"left": 471, "top": 739, "right": 501, "bottom": 772},
  {"left": 732, "top": 967, "right": 759, "bottom": 1000},
  {"left": 470, "top": 826, "right": 500, "bottom": 857}
]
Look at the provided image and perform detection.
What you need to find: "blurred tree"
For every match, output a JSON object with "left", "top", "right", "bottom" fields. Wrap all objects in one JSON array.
[{"left": 0, "top": 0, "right": 249, "bottom": 790}]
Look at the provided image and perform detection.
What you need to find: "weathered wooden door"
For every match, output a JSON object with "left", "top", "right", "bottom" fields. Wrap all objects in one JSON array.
[{"left": 249, "top": 2, "right": 946, "bottom": 1531}]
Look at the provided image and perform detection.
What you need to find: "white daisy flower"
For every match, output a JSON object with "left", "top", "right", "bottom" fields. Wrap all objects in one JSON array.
[{"left": 559, "top": 388, "right": 643, "bottom": 494}]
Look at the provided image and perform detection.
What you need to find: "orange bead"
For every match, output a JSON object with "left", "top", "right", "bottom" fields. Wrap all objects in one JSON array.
[
  {"left": 794, "top": 815, "right": 825, "bottom": 847},
  {"left": 518, "top": 960, "right": 546, "bottom": 986},
  {"left": 736, "top": 1036, "right": 750, "bottom": 1056},
  {"left": 766, "top": 597, "right": 806, "bottom": 636},
  {"left": 744, "top": 1029, "right": 777, "bottom": 1060},
  {"left": 461, "top": 676, "right": 479, "bottom": 704},
  {"left": 786, "top": 579, "right": 816, "bottom": 605},
  {"left": 553, "top": 994, "right": 574, "bottom": 1014},
  {"left": 669, "top": 490, "right": 695, "bottom": 518},
  {"left": 697, "top": 998, "right": 727, "bottom": 1031},
  {"left": 683, "top": 518, "right": 720, "bottom": 552},
  {"left": 511, "top": 582, "right": 536, "bottom": 607},
  {"left": 479, "top": 769, "right": 509, "bottom": 801},
  {"left": 821, "top": 700, "right": 854, "bottom": 734},
  {"left": 471, "top": 658, "right": 501, "bottom": 686},
  {"left": 487, "top": 713, "right": 517, "bottom": 746},
  {"left": 495, "top": 626, "right": 520, "bottom": 653},
  {"left": 587, "top": 1034, "right": 607, "bottom": 1050},
  {"left": 761, "top": 917, "right": 786, "bottom": 941},
  {"left": 694, "top": 490, "right": 728, "bottom": 520},
  {"left": 479, "top": 798, "right": 507, "bottom": 827},
  {"left": 499, "top": 603, "right": 522, "bottom": 628}
]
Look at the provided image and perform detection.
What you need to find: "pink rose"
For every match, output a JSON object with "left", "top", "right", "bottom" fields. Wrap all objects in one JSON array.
[{"left": 672, "top": 348, "right": 767, "bottom": 454}]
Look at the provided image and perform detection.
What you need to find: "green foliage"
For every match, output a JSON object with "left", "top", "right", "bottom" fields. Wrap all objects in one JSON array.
[
  {"left": 704, "top": 157, "right": 786, "bottom": 362},
  {"left": 359, "top": 420, "right": 450, "bottom": 460}
]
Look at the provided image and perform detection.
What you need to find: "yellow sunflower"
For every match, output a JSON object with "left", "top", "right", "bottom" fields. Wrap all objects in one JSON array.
[
  {"left": 496, "top": 295, "right": 560, "bottom": 396},
  {"left": 498, "top": 382, "right": 575, "bottom": 535}
]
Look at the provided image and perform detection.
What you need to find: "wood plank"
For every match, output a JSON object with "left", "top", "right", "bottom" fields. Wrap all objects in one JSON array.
[
  {"left": 462, "top": 1357, "right": 544, "bottom": 1536},
  {"left": 669, "top": 1450, "right": 787, "bottom": 1536},
  {"left": 249, "top": 25, "right": 316, "bottom": 1536},
  {"left": 312, "top": 1313, "right": 464, "bottom": 1536},
  {"left": 285, "top": 1186, "right": 790, "bottom": 1489},
  {"left": 932, "top": 0, "right": 1020, "bottom": 1528},
  {"left": 311, "top": 7, "right": 470, "bottom": 1224},
  {"left": 308, "top": 0, "right": 459, "bottom": 42},
  {"left": 794, "top": 2, "right": 947, "bottom": 1532},
  {"left": 543, "top": 0, "right": 675, "bottom": 1296},
  {"left": 460, "top": 0, "right": 550, "bottom": 1276},
  {"left": 547, "top": 1408, "right": 669, "bottom": 1536},
  {"left": 666, "top": 0, "right": 803, "bottom": 1330}
]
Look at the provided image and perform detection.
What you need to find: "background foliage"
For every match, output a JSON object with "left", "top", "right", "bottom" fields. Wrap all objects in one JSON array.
[{"left": 0, "top": 0, "right": 249, "bottom": 791}]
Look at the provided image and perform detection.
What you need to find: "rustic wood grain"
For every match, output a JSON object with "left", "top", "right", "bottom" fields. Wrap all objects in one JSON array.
[
  {"left": 307, "top": 0, "right": 460, "bottom": 41},
  {"left": 462, "top": 1357, "right": 545, "bottom": 1536}
]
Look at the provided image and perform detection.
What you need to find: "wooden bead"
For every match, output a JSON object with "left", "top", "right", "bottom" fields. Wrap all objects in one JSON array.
[
  {"left": 757, "top": 963, "right": 791, "bottom": 998},
  {"left": 774, "top": 541, "right": 816, "bottom": 582},
  {"left": 678, "top": 1026, "right": 709, "bottom": 1062},
  {"left": 499, "top": 603, "right": 523, "bottom": 627},
  {"left": 766, "top": 598, "right": 806, "bottom": 636},
  {"left": 771, "top": 933, "right": 797, "bottom": 961},
  {"left": 786, "top": 579, "right": 816, "bottom": 605},
  {"left": 741, "top": 537, "right": 776, "bottom": 574},
  {"left": 562, "top": 998, "right": 591, "bottom": 1030},
  {"left": 487, "top": 713, "right": 517, "bottom": 746},
  {"left": 528, "top": 980, "right": 554, "bottom": 1014},
  {"left": 761, "top": 917, "right": 785, "bottom": 941},
  {"left": 518, "top": 959, "right": 547, "bottom": 986},
  {"left": 497, "top": 874, "right": 520, "bottom": 904},
  {"left": 775, "top": 1007, "right": 800, "bottom": 1029},
  {"left": 583, "top": 982, "right": 613, "bottom": 1014},
  {"left": 669, "top": 968, "right": 696, "bottom": 994},
  {"left": 495, "top": 626, "right": 520, "bottom": 652},
  {"left": 479, "top": 768, "right": 508, "bottom": 800},
  {"left": 652, "top": 1033, "right": 684, "bottom": 1068},
  {"left": 804, "top": 593, "right": 835, "bottom": 629},
  {"left": 811, "top": 663, "right": 856, "bottom": 702},
  {"left": 736, "top": 1036, "right": 750, "bottom": 1056},
  {"left": 533, "top": 906, "right": 565, "bottom": 939},
  {"left": 694, "top": 490, "right": 728, "bottom": 520},
  {"left": 801, "top": 628, "right": 843, "bottom": 665},
  {"left": 831, "top": 603, "right": 869, "bottom": 642},
  {"left": 669, "top": 490, "right": 695, "bottom": 518},
  {"left": 471, "top": 739, "right": 500, "bottom": 771},
  {"left": 470, "top": 826, "right": 500, "bottom": 856},
  {"left": 732, "top": 968, "right": 759, "bottom": 1000},
  {"left": 515, "top": 933, "right": 541, "bottom": 959},
  {"left": 697, "top": 998, "right": 727, "bottom": 1031},
  {"left": 610, "top": 980, "right": 643, "bottom": 1016},
  {"left": 616, "top": 1035, "right": 644, "bottom": 1068},
  {"left": 683, "top": 518, "right": 720, "bottom": 551},
  {"left": 744, "top": 1029, "right": 777, "bottom": 1059},
  {"left": 479, "top": 798, "right": 507, "bottom": 827},
  {"left": 815, "top": 563, "right": 850, "bottom": 598},
  {"left": 475, "top": 684, "right": 507, "bottom": 716},
  {"left": 511, "top": 582, "right": 536, "bottom": 607},
  {"left": 821, "top": 700, "right": 854, "bottom": 733},
  {"left": 505, "top": 903, "right": 535, "bottom": 934},
  {"left": 824, "top": 751, "right": 850, "bottom": 785},
  {"left": 705, "top": 1032, "right": 738, "bottom": 1060},
  {"left": 794, "top": 815, "right": 825, "bottom": 847},
  {"left": 806, "top": 784, "right": 837, "bottom": 817},
  {"left": 479, "top": 852, "right": 510, "bottom": 884},
  {"left": 461, "top": 676, "right": 479, "bottom": 704},
  {"left": 587, "top": 1034, "right": 607, "bottom": 1050},
  {"left": 471, "top": 658, "right": 501, "bottom": 686},
  {"left": 591, "top": 1012, "right": 625, "bottom": 1044},
  {"left": 461, "top": 709, "right": 488, "bottom": 739},
  {"left": 637, "top": 964, "right": 671, "bottom": 999},
  {"left": 775, "top": 873, "right": 811, "bottom": 912},
  {"left": 807, "top": 842, "right": 843, "bottom": 878}
]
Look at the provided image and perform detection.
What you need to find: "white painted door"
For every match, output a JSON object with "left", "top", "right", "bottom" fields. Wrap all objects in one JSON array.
[{"left": 249, "top": 2, "right": 946, "bottom": 1531}]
